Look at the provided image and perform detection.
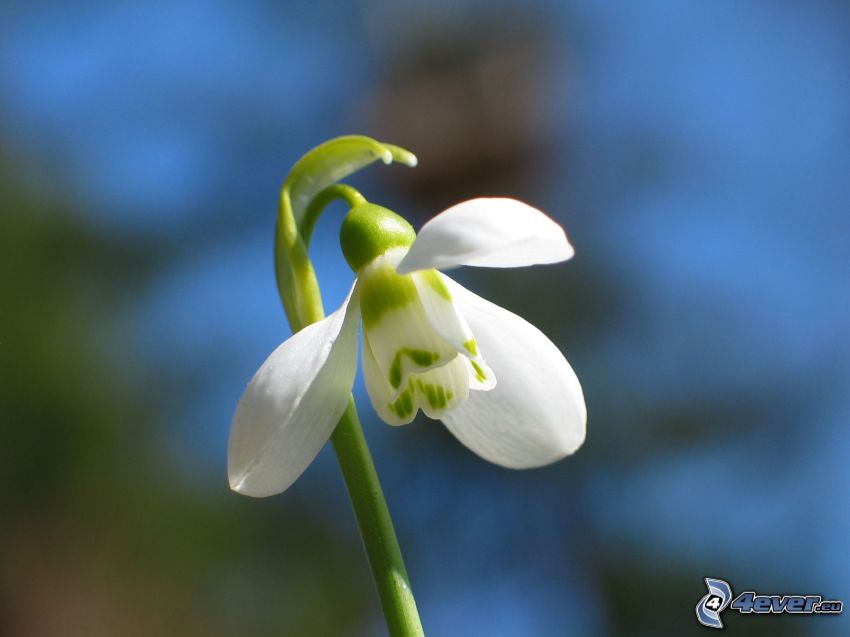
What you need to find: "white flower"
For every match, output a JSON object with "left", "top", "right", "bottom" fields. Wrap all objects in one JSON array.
[{"left": 228, "top": 198, "right": 587, "bottom": 497}]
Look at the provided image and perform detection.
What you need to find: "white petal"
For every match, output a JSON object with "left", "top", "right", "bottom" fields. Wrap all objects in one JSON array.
[
  {"left": 228, "top": 286, "right": 360, "bottom": 497},
  {"left": 440, "top": 278, "right": 586, "bottom": 468},
  {"left": 410, "top": 270, "right": 495, "bottom": 391},
  {"left": 396, "top": 198, "right": 574, "bottom": 274}
]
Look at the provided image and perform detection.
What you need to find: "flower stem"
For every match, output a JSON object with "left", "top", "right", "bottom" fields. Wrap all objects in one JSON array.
[{"left": 331, "top": 398, "right": 425, "bottom": 637}]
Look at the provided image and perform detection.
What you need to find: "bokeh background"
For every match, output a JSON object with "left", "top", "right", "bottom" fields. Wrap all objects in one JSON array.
[{"left": 2, "top": 1, "right": 848, "bottom": 635}]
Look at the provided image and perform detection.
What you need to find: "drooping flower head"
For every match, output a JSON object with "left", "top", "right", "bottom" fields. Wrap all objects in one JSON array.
[{"left": 228, "top": 140, "right": 586, "bottom": 497}]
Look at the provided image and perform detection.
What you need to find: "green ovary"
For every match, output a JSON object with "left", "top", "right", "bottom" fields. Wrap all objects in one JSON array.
[{"left": 339, "top": 203, "right": 416, "bottom": 272}]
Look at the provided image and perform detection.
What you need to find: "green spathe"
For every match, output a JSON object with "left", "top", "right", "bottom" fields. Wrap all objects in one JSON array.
[{"left": 340, "top": 203, "right": 416, "bottom": 272}]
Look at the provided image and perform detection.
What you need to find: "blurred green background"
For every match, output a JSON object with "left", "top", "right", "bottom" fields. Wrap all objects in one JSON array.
[{"left": 1, "top": 2, "right": 848, "bottom": 636}]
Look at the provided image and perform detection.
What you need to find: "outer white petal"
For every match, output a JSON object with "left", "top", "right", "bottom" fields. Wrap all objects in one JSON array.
[
  {"left": 440, "top": 278, "right": 586, "bottom": 468},
  {"left": 396, "top": 198, "right": 574, "bottom": 274},
  {"left": 228, "top": 285, "right": 360, "bottom": 497}
]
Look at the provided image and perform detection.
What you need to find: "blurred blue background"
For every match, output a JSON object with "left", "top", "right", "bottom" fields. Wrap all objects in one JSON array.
[{"left": 1, "top": 1, "right": 848, "bottom": 635}]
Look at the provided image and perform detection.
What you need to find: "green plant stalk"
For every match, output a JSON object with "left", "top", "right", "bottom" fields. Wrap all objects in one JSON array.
[
  {"left": 275, "top": 171, "right": 424, "bottom": 636},
  {"left": 300, "top": 183, "right": 365, "bottom": 246},
  {"left": 331, "top": 398, "right": 424, "bottom": 637}
]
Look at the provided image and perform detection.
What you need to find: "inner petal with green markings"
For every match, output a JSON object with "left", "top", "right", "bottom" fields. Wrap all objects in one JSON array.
[{"left": 357, "top": 248, "right": 496, "bottom": 425}]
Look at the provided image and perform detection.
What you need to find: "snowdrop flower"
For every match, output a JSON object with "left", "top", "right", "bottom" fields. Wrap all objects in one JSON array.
[{"left": 228, "top": 198, "right": 586, "bottom": 497}]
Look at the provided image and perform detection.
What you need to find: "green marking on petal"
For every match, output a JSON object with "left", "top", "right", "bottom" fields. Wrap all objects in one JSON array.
[
  {"left": 419, "top": 270, "right": 451, "bottom": 301},
  {"left": 360, "top": 263, "right": 419, "bottom": 329},
  {"left": 391, "top": 371, "right": 457, "bottom": 419},
  {"left": 389, "top": 349, "right": 440, "bottom": 389},
  {"left": 470, "top": 360, "right": 487, "bottom": 382},
  {"left": 425, "top": 384, "right": 438, "bottom": 408},
  {"left": 413, "top": 381, "right": 448, "bottom": 410},
  {"left": 388, "top": 387, "right": 414, "bottom": 419},
  {"left": 390, "top": 359, "right": 401, "bottom": 389},
  {"left": 463, "top": 339, "right": 478, "bottom": 356}
]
